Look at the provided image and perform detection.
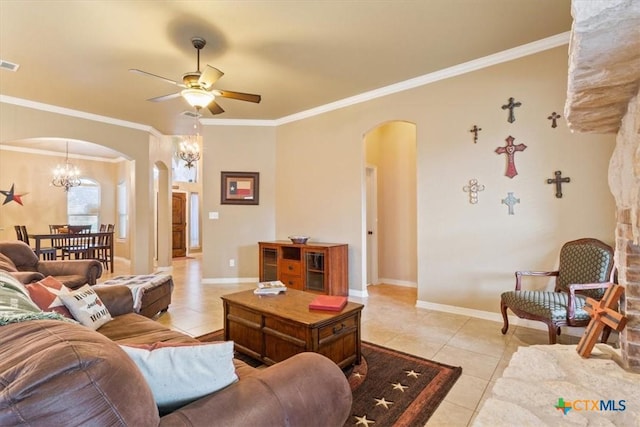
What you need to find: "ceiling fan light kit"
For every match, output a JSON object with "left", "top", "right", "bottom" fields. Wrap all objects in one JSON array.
[
  {"left": 181, "top": 88, "right": 214, "bottom": 108},
  {"left": 131, "top": 36, "right": 261, "bottom": 115}
]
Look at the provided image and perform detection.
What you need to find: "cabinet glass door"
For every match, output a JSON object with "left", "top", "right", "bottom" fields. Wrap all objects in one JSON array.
[
  {"left": 262, "top": 247, "right": 278, "bottom": 281},
  {"left": 305, "top": 251, "right": 325, "bottom": 292}
]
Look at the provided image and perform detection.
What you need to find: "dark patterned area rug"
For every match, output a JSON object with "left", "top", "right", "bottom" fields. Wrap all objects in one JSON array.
[{"left": 197, "top": 331, "right": 462, "bottom": 426}]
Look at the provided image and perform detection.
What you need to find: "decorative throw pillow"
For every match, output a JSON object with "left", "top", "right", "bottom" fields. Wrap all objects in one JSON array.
[
  {"left": 25, "top": 276, "right": 74, "bottom": 318},
  {"left": 0, "top": 270, "right": 72, "bottom": 326},
  {"left": 119, "top": 341, "right": 238, "bottom": 413},
  {"left": 59, "top": 284, "right": 112, "bottom": 329}
]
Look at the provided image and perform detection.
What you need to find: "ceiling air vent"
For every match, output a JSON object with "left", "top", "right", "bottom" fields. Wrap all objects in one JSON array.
[
  {"left": 180, "top": 110, "right": 202, "bottom": 118},
  {"left": 0, "top": 59, "right": 20, "bottom": 72}
]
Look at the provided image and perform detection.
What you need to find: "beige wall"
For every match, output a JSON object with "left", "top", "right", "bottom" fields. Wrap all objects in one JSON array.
[
  {"left": 364, "top": 121, "right": 417, "bottom": 285},
  {"left": 200, "top": 125, "right": 276, "bottom": 280},
  {"left": 0, "top": 45, "right": 617, "bottom": 317},
  {"left": 275, "top": 46, "right": 616, "bottom": 312},
  {"left": 0, "top": 103, "right": 171, "bottom": 274},
  {"left": 0, "top": 149, "right": 118, "bottom": 237}
]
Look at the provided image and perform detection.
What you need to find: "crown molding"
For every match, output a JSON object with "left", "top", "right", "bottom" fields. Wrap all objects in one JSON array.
[
  {"left": 1, "top": 32, "right": 569, "bottom": 131},
  {"left": 273, "top": 32, "right": 570, "bottom": 126},
  {"left": 0, "top": 144, "right": 125, "bottom": 163},
  {"left": 0, "top": 95, "right": 162, "bottom": 137}
]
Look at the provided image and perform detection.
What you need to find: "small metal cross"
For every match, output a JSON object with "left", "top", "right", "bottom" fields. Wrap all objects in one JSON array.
[
  {"left": 469, "top": 125, "right": 482, "bottom": 143},
  {"left": 546, "top": 170, "right": 570, "bottom": 198},
  {"left": 501, "top": 192, "right": 520, "bottom": 215},
  {"left": 463, "top": 179, "right": 485, "bottom": 204},
  {"left": 548, "top": 112, "right": 561, "bottom": 128},
  {"left": 501, "top": 97, "right": 522, "bottom": 123}
]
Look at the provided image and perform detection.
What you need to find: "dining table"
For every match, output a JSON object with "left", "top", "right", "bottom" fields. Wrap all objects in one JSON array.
[{"left": 29, "top": 231, "right": 115, "bottom": 273}]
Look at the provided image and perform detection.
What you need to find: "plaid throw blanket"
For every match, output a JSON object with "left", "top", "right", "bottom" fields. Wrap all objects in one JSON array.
[{"left": 97, "top": 274, "right": 173, "bottom": 312}]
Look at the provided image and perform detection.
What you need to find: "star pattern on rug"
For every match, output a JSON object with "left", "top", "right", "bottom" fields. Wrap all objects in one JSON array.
[
  {"left": 374, "top": 397, "right": 393, "bottom": 409},
  {"left": 1, "top": 183, "right": 28, "bottom": 206},
  {"left": 391, "top": 382, "right": 408, "bottom": 392},
  {"left": 405, "top": 369, "right": 421, "bottom": 378},
  {"left": 354, "top": 414, "right": 375, "bottom": 426}
]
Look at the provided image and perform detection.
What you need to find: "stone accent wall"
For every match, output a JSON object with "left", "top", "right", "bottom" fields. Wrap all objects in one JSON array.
[
  {"left": 611, "top": 92, "right": 640, "bottom": 373},
  {"left": 565, "top": 0, "right": 640, "bottom": 372},
  {"left": 617, "top": 208, "right": 640, "bottom": 371}
]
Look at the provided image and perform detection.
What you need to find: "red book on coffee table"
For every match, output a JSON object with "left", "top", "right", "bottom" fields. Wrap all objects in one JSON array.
[{"left": 309, "top": 295, "right": 348, "bottom": 312}]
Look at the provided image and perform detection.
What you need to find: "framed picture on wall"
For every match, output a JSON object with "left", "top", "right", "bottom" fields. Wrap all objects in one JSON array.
[{"left": 221, "top": 171, "right": 259, "bottom": 205}]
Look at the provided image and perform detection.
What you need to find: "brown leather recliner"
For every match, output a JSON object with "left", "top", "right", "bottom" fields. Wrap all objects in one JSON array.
[
  {"left": 0, "top": 240, "right": 102, "bottom": 288},
  {"left": 0, "top": 284, "right": 353, "bottom": 426}
]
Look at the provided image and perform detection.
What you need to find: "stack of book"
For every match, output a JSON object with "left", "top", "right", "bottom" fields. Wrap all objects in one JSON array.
[{"left": 254, "top": 280, "right": 287, "bottom": 295}]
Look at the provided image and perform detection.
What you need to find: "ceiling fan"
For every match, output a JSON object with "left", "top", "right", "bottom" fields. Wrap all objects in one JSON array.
[{"left": 129, "top": 37, "right": 261, "bottom": 115}]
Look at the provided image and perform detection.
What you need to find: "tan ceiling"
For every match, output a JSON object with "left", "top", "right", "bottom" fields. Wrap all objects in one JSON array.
[{"left": 1, "top": 0, "right": 572, "bottom": 140}]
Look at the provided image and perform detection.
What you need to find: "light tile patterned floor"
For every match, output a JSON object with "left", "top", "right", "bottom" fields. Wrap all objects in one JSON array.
[{"left": 102, "top": 255, "right": 582, "bottom": 426}]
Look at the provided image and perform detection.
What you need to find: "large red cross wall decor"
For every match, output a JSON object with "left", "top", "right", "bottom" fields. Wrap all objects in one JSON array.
[{"left": 495, "top": 136, "right": 527, "bottom": 179}]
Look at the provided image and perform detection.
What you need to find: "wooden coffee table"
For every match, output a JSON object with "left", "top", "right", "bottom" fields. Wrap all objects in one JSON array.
[{"left": 221, "top": 288, "right": 363, "bottom": 368}]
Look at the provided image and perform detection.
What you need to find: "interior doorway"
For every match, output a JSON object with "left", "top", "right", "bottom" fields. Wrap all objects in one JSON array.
[
  {"left": 172, "top": 192, "right": 187, "bottom": 258},
  {"left": 363, "top": 121, "right": 417, "bottom": 289}
]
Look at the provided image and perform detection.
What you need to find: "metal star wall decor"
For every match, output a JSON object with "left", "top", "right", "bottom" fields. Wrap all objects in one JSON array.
[{"left": 1, "top": 183, "right": 28, "bottom": 206}]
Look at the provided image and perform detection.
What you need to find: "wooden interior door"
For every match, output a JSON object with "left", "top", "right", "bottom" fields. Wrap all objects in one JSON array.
[{"left": 172, "top": 192, "right": 187, "bottom": 258}]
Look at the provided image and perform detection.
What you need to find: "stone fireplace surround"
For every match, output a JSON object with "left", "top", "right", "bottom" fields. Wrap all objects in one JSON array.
[{"left": 564, "top": 0, "right": 639, "bottom": 371}]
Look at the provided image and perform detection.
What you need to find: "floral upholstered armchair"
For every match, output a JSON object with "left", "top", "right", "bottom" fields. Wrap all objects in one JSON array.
[{"left": 500, "top": 238, "right": 615, "bottom": 344}]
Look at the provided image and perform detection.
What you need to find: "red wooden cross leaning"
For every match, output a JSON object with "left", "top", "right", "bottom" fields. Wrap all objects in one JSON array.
[
  {"left": 577, "top": 284, "right": 628, "bottom": 358},
  {"left": 495, "top": 135, "right": 527, "bottom": 178}
]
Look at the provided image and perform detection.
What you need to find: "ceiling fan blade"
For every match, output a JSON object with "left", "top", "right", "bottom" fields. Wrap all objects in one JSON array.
[
  {"left": 147, "top": 92, "right": 181, "bottom": 102},
  {"left": 216, "top": 90, "right": 262, "bottom": 103},
  {"left": 129, "top": 69, "right": 185, "bottom": 87},
  {"left": 208, "top": 101, "right": 225, "bottom": 115},
  {"left": 198, "top": 65, "right": 224, "bottom": 88}
]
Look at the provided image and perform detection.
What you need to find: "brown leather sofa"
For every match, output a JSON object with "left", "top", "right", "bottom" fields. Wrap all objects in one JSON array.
[
  {"left": 0, "top": 240, "right": 102, "bottom": 288},
  {"left": 0, "top": 285, "right": 353, "bottom": 426}
]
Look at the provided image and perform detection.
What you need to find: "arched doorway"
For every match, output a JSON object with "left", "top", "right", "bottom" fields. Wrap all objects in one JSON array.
[{"left": 363, "top": 121, "right": 417, "bottom": 289}]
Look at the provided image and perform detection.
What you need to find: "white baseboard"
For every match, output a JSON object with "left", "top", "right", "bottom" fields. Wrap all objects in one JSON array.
[
  {"left": 377, "top": 278, "right": 417, "bottom": 288},
  {"left": 415, "top": 299, "right": 584, "bottom": 337},
  {"left": 348, "top": 288, "right": 369, "bottom": 298}
]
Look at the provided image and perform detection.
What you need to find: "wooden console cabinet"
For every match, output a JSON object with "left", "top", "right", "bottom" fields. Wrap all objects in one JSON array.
[{"left": 259, "top": 241, "right": 348, "bottom": 296}]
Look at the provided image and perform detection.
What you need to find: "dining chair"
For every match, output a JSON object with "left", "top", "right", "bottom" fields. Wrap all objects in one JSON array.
[
  {"left": 19, "top": 225, "right": 57, "bottom": 260},
  {"left": 500, "top": 238, "right": 615, "bottom": 344},
  {"left": 89, "top": 229, "right": 113, "bottom": 272},
  {"left": 49, "top": 224, "right": 69, "bottom": 234},
  {"left": 14, "top": 225, "right": 24, "bottom": 242},
  {"left": 60, "top": 231, "right": 92, "bottom": 260},
  {"left": 68, "top": 225, "right": 92, "bottom": 233}
]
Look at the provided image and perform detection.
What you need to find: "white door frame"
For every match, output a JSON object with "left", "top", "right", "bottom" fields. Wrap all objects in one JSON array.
[{"left": 365, "top": 165, "right": 379, "bottom": 286}]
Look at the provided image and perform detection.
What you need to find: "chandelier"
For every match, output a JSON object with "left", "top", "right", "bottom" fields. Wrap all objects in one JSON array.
[
  {"left": 178, "top": 110, "right": 202, "bottom": 169},
  {"left": 51, "top": 141, "right": 81, "bottom": 191},
  {"left": 178, "top": 136, "right": 201, "bottom": 169}
]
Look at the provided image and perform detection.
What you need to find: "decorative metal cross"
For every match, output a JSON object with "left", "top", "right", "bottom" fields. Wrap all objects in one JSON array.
[
  {"left": 501, "top": 97, "right": 522, "bottom": 123},
  {"left": 577, "top": 284, "right": 627, "bottom": 358},
  {"left": 495, "top": 135, "right": 527, "bottom": 178},
  {"left": 547, "top": 111, "right": 561, "bottom": 128},
  {"left": 501, "top": 192, "right": 520, "bottom": 215},
  {"left": 463, "top": 179, "right": 485, "bottom": 204},
  {"left": 546, "top": 170, "right": 570, "bottom": 198},
  {"left": 469, "top": 125, "right": 482, "bottom": 143}
]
